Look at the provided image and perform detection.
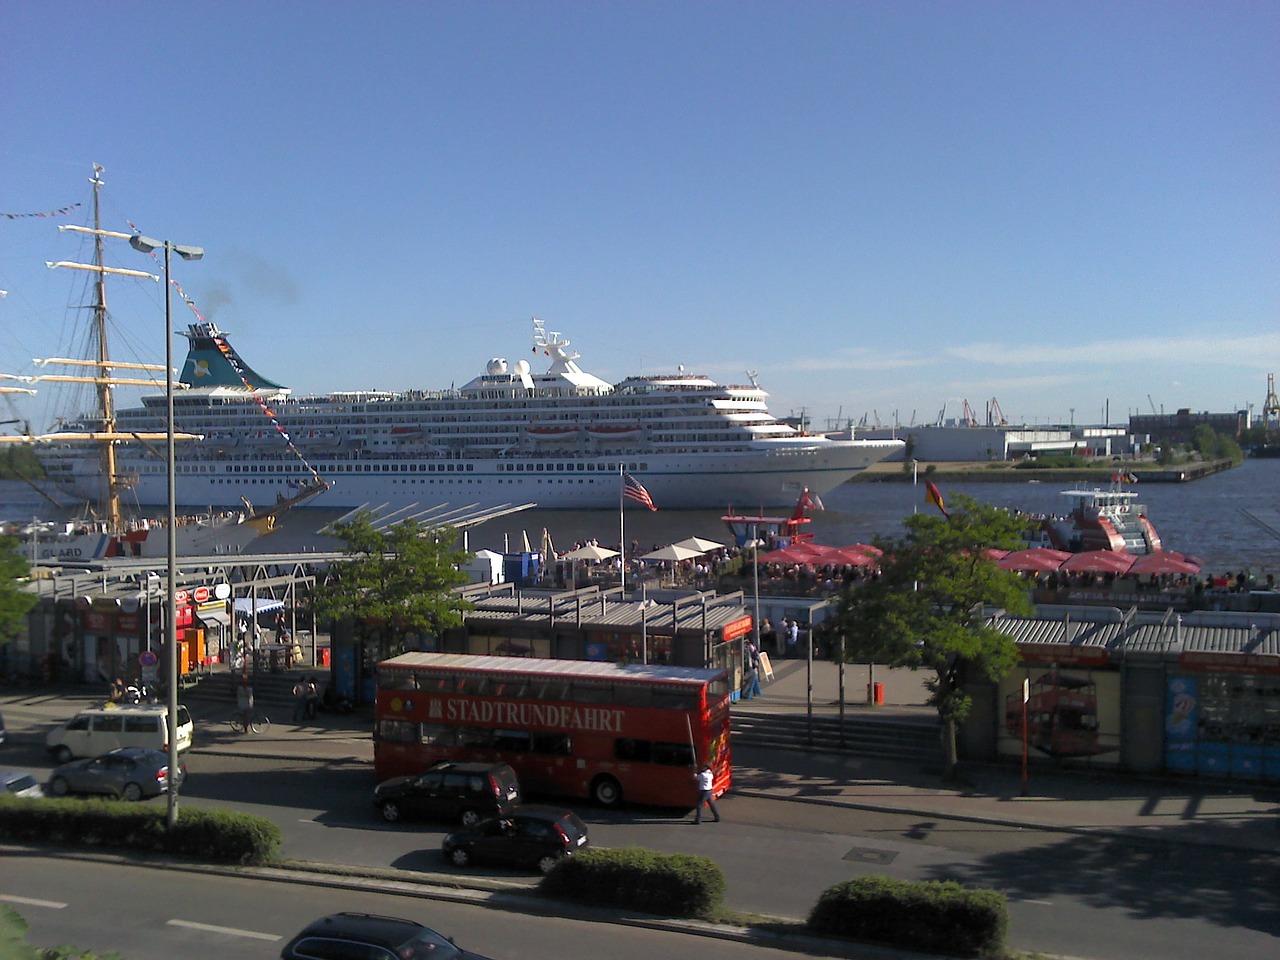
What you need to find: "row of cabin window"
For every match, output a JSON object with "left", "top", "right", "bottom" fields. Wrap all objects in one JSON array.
[
  {"left": 378, "top": 672, "right": 701, "bottom": 711},
  {"left": 378, "top": 720, "right": 694, "bottom": 766}
]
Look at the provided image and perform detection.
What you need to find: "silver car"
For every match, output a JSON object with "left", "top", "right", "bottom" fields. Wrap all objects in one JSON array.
[
  {"left": 1, "top": 769, "right": 43, "bottom": 798},
  {"left": 47, "top": 747, "right": 186, "bottom": 802}
]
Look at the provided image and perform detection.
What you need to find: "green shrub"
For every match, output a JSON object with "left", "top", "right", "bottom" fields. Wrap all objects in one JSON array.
[
  {"left": 808, "top": 874, "right": 1007, "bottom": 958},
  {"left": 0, "top": 797, "right": 280, "bottom": 865},
  {"left": 540, "top": 846, "right": 726, "bottom": 918}
]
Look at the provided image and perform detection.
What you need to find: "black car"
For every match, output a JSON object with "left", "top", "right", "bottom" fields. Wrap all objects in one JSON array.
[
  {"left": 47, "top": 747, "right": 186, "bottom": 802},
  {"left": 280, "top": 911, "right": 492, "bottom": 960},
  {"left": 373, "top": 761, "right": 520, "bottom": 826},
  {"left": 442, "top": 805, "right": 590, "bottom": 875}
]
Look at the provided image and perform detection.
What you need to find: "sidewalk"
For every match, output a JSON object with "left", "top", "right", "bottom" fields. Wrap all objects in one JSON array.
[{"left": 4, "top": 661, "right": 1279, "bottom": 855}]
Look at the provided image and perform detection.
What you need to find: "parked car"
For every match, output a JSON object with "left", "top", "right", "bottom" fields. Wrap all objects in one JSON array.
[
  {"left": 46, "top": 747, "right": 186, "bottom": 802},
  {"left": 373, "top": 761, "right": 520, "bottom": 826},
  {"left": 0, "top": 709, "right": 7, "bottom": 746},
  {"left": 280, "top": 911, "right": 493, "bottom": 960},
  {"left": 45, "top": 703, "right": 194, "bottom": 763},
  {"left": 1, "top": 769, "right": 43, "bottom": 798},
  {"left": 442, "top": 805, "right": 590, "bottom": 875}
]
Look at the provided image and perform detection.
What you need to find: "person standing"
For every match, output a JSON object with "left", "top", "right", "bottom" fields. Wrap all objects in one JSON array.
[
  {"left": 786, "top": 619, "right": 799, "bottom": 658},
  {"left": 743, "top": 640, "right": 763, "bottom": 699},
  {"left": 692, "top": 764, "right": 721, "bottom": 823}
]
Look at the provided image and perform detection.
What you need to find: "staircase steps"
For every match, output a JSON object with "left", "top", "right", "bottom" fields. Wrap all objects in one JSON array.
[{"left": 731, "top": 711, "right": 941, "bottom": 764}]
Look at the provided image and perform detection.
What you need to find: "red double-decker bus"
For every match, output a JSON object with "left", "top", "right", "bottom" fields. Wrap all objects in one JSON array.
[{"left": 374, "top": 652, "right": 731, "bottom": 808}]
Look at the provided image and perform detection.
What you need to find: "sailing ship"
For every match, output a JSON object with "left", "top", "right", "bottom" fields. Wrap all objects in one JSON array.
[
  {"left": 0, "top": 166, "right": 325, "bottom": 561},
  {"left": 31, "top": 315, "right": 903, "bottom": 512}
]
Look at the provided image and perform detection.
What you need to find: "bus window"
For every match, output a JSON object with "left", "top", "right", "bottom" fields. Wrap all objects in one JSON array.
[
  {"left": 492, "top": 679, "right": 532, "bottom": 699},
  {"left": 615, "top": 738, "right": 653, "bottom": 762},
  {"left": 419, "top": 675, "right": 456, "bottom": 694},
  {"left": 422, "top": 723, "right": 458, "bottom": 746},
  {"left": 493, "top": 729, "right": 531, "bottom": 752},
  {"left": 653, "top": 688, "right": 699, "bottom": 711},
  {"left": 571, "top": 682, "right": 613, "bottom": 704},
  {"left": 456, "top": 676, "right": 491, "bottom": 696},
  {"left": 379, "top": 719, "right": 421, "bottom": 743},
  {"left": 533, "top": 733, "right": 572, "bottom": 756},
  {"left": 457, "top": 727, "right": 492, "bottom": 749},
  {"left": 379, "top": 671, "right": 419, "bottom": 692},
  {"left": 532, "top": 679, "right": 570, "bottom": 701},
  {"left": 652, "top": 741, "right": 695, "bottom": 767},
  {"left": 613, "top": 685, "right": 653, "bottom": 707}
]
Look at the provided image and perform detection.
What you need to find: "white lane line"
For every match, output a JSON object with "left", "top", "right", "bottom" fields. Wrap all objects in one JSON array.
[
  {"left": 0, "top": 895, "right": 67, "bottom": 909},
  {"left": 166, "top": 919, "right": 281, "bottom": 941},
  {"left": 1014, "top": 897, "right": 1054, "bottom": 906}
]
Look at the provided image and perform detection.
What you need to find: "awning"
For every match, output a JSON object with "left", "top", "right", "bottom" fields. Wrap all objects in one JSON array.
[
  {"left": 233, "top": 597, "right": 284, "bottom": 617},
  {"left": 196, "top": 606, "right": 231, "bottom": 626}
]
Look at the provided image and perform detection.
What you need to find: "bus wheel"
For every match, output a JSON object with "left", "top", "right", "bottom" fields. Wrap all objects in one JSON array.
[{"left": 590, "top": 775, "right": 622, "bottom": 808}]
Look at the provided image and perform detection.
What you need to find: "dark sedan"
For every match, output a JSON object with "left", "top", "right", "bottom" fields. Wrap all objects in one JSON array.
[
  {"left": 47, "top": 747, "right": 186, "bottom": 802},
  {"left": 442, "top": 805, "right": 590, "bottom": 875},
  {"left": 280, "top": 911, "right": 493, "bottom": 960}
]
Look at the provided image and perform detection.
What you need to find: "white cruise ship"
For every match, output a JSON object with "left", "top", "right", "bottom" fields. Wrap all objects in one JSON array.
[{"left": 37, "top": 318, "right": 902, "bottom": 511}]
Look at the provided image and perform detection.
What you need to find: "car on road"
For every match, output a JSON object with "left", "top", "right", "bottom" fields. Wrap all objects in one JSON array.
[
  {"left": 1, "top": 768, "right": 43, "bottom": 798},
  {"left": 441, "top": 805, "right": 590, "bottom": 875},
  {"left": 373, "top": 761, "right": 520, "bottom": 826},
  {"left": 46, "top": 747, "right": 186, "bottom": 802},
  {"left": 280, "top": 911, "right": 493, "bottom": 960}
]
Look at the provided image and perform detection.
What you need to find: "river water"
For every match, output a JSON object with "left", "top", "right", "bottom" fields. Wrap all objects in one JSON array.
[{"left": 3, "top": 459, "right": 1277, "bottom": 576}]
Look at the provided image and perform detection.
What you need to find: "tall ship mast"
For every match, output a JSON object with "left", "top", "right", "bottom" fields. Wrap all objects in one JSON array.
[{"left": 0, "top": 166, "right": 324, "bottom": 561}]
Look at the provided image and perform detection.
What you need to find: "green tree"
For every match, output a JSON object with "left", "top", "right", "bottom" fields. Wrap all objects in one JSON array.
[
  {"left": 314, "top": 514, "right": 474, "bottom": 658},
  {"left": 0, "top": 535, "right": 37, "bottom": 646},
  {"left": 832, "top": 494, "right": 1032, "bottom": 777}
]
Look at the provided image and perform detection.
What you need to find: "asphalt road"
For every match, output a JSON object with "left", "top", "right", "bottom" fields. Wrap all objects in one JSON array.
[
  {"left": 177, "top": 751, "right": 1280, "bottom": 960},
  {"left": 4, "top": 740, "right": 1278, "bottom": 960},
  {"left": 3, "top": 854, "right": 846, "bottom": 960}
]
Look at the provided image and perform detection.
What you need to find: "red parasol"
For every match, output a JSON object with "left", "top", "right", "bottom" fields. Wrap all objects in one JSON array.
[
  {"left": 1059, "top": 550, "right": 1137, "bottom": 575},
  {"left": 997, "top": 548, "right": 1073, "bottom": 573},
  {"left": 1126, "top": 551, "right": 1202, "bottom": 576}
]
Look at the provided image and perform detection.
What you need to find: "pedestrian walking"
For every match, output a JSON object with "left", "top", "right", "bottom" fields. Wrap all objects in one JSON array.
[
  {"left": 743, "top": 640, "right": 763, "bottom": 699},
  {"left": 692, "top": 764, "right": 721, "bottom": 823},
  {"left": 304, "top": 676, "right": 320, "bottom": 720},
  {"left": 291, "top": 679, "right": 308, "bottom": 722}
]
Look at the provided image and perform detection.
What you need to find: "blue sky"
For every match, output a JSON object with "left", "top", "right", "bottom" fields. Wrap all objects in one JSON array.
[{"left": 2, "top": 2, "right": 1277, "bottom": 433}]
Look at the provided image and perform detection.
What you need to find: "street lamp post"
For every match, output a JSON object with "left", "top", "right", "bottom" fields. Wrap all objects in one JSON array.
[{"left": 130, "top": 233, "right": 203, "bottom": 830}]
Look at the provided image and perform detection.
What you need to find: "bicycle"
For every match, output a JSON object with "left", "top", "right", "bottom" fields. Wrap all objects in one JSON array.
[{"left": 228, "top": 711, "right": 271, "bottom": 734}]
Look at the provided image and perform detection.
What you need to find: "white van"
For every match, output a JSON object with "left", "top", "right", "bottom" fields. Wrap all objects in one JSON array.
[{"left": 45, "top": 704, "right": 194, "bottom": 763}]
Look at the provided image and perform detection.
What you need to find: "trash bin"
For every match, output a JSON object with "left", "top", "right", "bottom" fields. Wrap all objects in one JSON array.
[
  {"left": 867, "top": 681, "right": 884, "bottom": 706},
  {"left": 320, "top": 647, "right": 331, "bottom": 667}
]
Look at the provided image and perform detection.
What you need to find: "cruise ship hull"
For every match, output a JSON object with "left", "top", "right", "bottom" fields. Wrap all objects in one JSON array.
[
  {"left": 52, "top": 440, "right": 901, "bottom": 512},
  {"left": 37, "top": 318, "right": 903, "bottom": 513}
]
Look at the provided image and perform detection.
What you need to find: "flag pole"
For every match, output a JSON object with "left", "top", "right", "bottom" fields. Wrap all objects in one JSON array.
[{"left": 619, "top": 463, "right": 626, "bottom": 594}]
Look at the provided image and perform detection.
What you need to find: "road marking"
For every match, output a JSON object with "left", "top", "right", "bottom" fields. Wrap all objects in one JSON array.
[
  {"left": 1014, "top": 897, "right": 1054, "bottom": 906},
  {"left": 0, "top": 895, "right": 67, "bottom": 910},
  {"left": 166, "top": 919, "right": 281, "bottom": 941}
]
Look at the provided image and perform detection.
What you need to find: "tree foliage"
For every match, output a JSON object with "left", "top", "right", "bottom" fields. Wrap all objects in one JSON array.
[
  {"left": 314, "top": 514, "right": 474, "bottom": 654},
  {"left": 833, "top": 494, "right": 1032, "bottom": 774},
  {"left": 0, "top": 536, "right": 37, "bottom": 646}
]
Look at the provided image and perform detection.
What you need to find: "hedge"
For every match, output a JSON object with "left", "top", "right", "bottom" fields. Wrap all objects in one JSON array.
[
  {"left": 0, "top": 796, "right": 281, "bottom": 865},
  {"left": 808, "top": 874, "right": 1008, "bottom": 958},
  {"left": 540, "top": 846, "right": 726, "bottom": 918}
]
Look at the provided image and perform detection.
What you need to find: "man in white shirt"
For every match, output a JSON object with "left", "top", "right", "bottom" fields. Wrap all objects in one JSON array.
[{"left": 693, "top": 765, "right": 721, "bottom": 824}]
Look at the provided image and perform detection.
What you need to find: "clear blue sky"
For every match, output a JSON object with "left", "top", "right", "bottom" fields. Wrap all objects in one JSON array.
[{"left": 2, "top": 1, "right": 1277, "bottom": 432}]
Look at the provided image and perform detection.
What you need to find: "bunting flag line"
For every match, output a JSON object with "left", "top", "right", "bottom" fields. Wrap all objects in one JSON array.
[{"left": 2, "top": 202, "right": 82, "bottom": 220}]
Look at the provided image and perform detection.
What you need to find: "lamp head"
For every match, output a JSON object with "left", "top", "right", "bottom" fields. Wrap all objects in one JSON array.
[{"left": 129, "top": 233, "right": 160, "bottom": 254}]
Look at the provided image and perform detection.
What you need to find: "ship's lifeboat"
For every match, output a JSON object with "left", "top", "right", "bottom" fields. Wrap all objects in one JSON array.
[
  {"left": 390, "top": 425, "right": 425, "bottom": 441},
  {"left": 525, "top": 424, "right": 579, "bottom": 441},
  {"left": 586, "top": 424, "right": 644, "bottom": 440}
]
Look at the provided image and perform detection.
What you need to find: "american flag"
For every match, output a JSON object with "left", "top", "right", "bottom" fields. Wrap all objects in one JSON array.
[{"left": 622, "top": 473, "right": 657, "bottom": 511}]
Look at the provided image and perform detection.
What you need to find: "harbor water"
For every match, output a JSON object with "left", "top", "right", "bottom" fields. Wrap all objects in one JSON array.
[{"left": 2, "top": 458, "right": 1276, "bottom": 577}]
